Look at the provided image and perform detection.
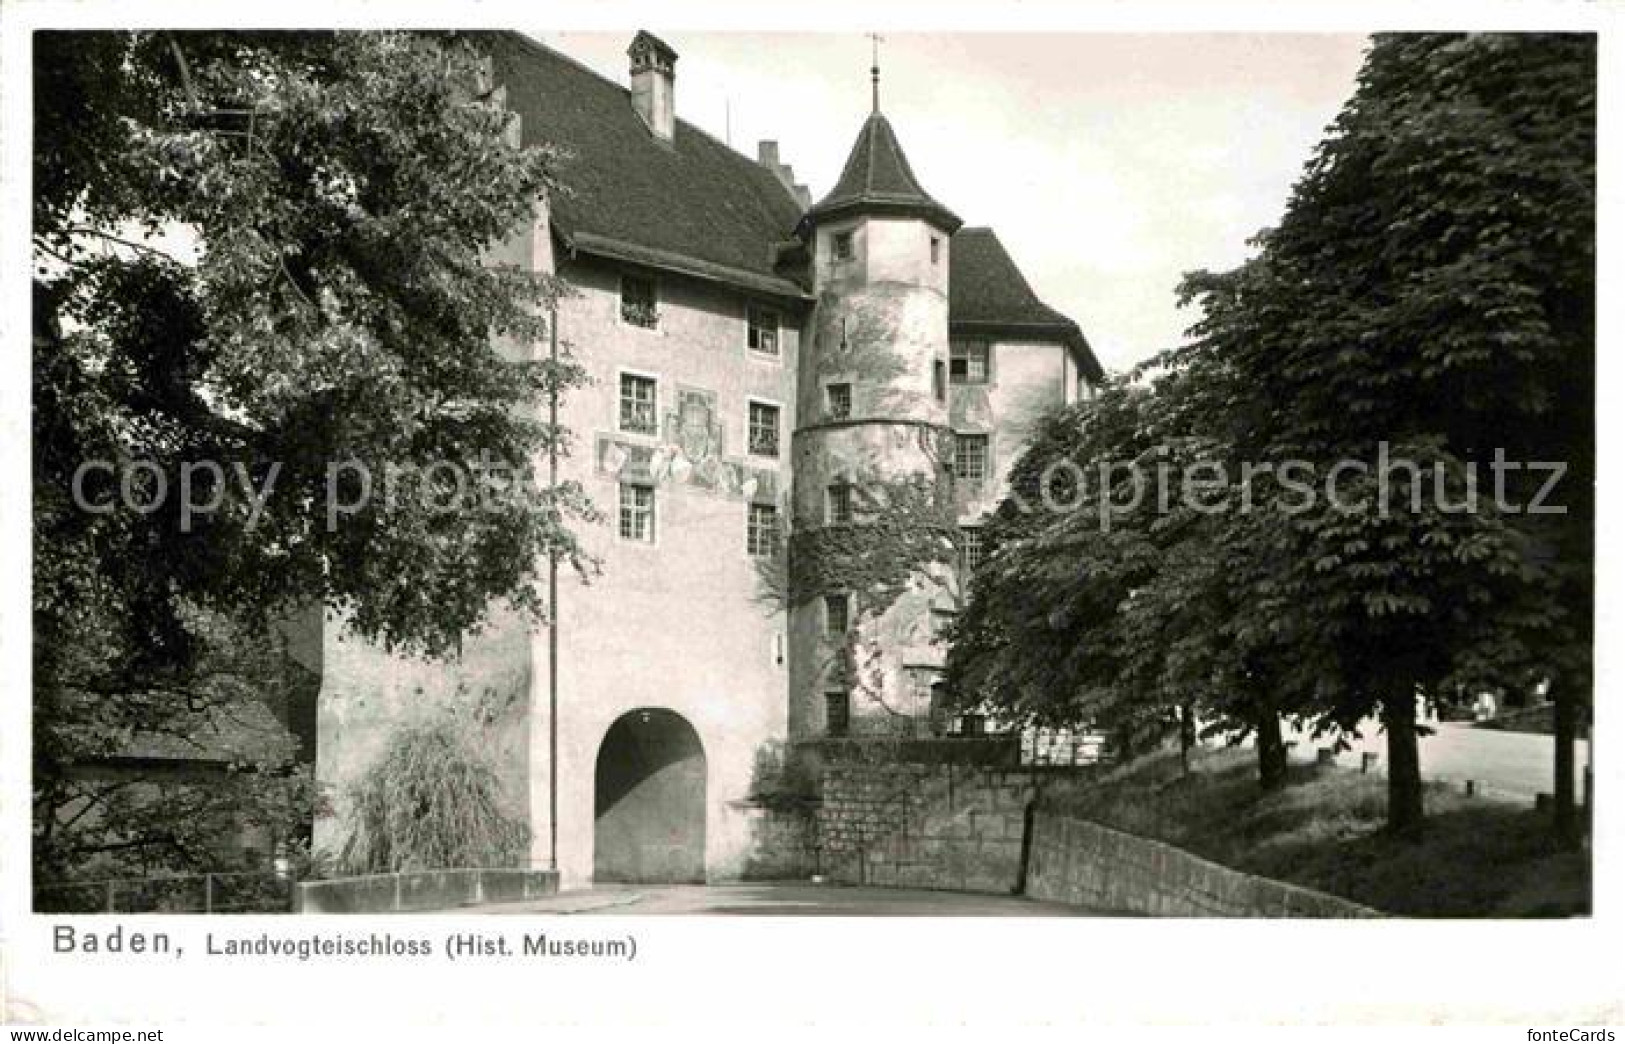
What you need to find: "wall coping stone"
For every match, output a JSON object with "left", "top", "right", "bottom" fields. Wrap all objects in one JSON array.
[{"left": 295, "top": 868, "right": 560, "bottom": 913}]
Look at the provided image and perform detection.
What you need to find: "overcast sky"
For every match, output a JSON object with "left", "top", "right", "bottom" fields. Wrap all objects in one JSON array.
[{"left": 525, "top": 31, "right": 1371, "bottom": 374}]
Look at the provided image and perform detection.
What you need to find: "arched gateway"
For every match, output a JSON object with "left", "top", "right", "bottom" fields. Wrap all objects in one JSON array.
[{"left": 593, "top": 708, "right": 707, "bottom": 883}]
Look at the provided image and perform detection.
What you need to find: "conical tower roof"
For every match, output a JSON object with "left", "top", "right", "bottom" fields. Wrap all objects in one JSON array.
[{"left": 801, "top": 111, "right": 961, "bottom": 234}]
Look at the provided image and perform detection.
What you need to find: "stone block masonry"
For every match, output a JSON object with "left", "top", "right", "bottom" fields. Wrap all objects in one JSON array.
[
  {"left": 1025, "top": 811, "right": 1381, "bottom": 917},
  {"left": 743, "top": 749, "right": 1377, "bottom": 916},
  {"left": 814, "top": 762, "right": 1040, "bottom": 893},
  {"left": 739, "top": 798, "right": 822, "bottom": 882}
]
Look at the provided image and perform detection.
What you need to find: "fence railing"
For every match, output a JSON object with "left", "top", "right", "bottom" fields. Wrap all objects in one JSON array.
[
  {"left": 1020, "top": 727, "right": 1113, "bottom": 768},
  {"left": 34, "top": 870, "right": 296, "bottom": 914}
]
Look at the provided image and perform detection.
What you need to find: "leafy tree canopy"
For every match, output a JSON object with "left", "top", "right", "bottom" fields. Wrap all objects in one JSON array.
[
  {"left": 34, "top": 31, "right": 591, "bottom": 880},
  {"left": 35, "top": 31, "right": 590, "bottom": 677},
  {"left": 950, "top": 33, "right": 1594, "bottom": 836}
]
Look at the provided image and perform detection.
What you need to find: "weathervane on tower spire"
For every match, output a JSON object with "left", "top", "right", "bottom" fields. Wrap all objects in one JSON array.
[{"left": 869, "top": 32, "right": 883, "bottom": 112}]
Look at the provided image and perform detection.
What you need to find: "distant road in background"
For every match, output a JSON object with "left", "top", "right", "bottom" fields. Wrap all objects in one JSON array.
[{"left": 1279, "top": 718, "right": 1589, "bottom": 800}]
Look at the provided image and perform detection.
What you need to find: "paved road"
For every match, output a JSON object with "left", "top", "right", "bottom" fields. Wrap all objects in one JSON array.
[
  {"left": 475, "top": 882, "right": 1101, "bottom": 916},
  {"left": 1280, "top": 718, "right": 1590, "bottom": 800}
]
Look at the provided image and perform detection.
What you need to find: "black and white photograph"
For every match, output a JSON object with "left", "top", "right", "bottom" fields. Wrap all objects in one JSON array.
[{"left": 2, "top": 1, "right": 1619, "bottom": 1034}]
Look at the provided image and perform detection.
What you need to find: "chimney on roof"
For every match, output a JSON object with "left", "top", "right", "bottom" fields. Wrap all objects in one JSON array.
[
  {"left": 628, "top": 30, "right": 678, "bottom": 142},
  {"left": 757, "top": 140, "right": 813, "bottom": 211}
]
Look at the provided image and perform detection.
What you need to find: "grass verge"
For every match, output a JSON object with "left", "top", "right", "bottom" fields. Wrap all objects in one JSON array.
[{"left": 1040, "top": 745, "right": 1589, "bottom": 917}]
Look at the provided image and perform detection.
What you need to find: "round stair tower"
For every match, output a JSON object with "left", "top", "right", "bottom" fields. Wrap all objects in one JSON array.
[{"left": 787, "top": 106, "right": 963, "bottom": 741}]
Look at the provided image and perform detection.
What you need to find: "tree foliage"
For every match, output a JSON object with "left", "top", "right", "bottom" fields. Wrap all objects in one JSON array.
[
  {"left": 33, "top": 604, "right": 324, "bottom": 898},
  {"left": 949, "top": 33, "right": 1594, "bottom": 839},
  {"left": 34, "top": 32, "right": 590, "bottom": 882}
]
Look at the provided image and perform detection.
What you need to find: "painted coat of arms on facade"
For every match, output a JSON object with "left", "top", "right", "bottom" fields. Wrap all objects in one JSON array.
[{"left": 595, "top": 384, "right": 778, "bottom": 505}]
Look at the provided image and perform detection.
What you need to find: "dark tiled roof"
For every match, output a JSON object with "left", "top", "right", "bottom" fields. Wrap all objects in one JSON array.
[
  {"left": 483, "top": 32, "right": 808, "bottom": 299},
  {"left": 481, "top": 33, "right": 1097, "bottom": 380},
  {"left": 802, "top": 111, "right": 961, "bottom": 233},
  {"left": 57, "top": 689, "right": 300, "bottom": 769},
  {"left": 950, "top": 227, "right": 1102, "bottom": 381},
  {"left": 120, "top": 698, "right": 296, "bottom": 764}
]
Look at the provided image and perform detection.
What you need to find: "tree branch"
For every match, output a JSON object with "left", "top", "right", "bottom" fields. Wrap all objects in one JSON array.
[
  {"left": 165, "top": 33, "right": 200, "bottom": 110},
  {"left": 56, "top": 781, "right": 136, "bottom": 834},
  {"left": 63, "top": 227, "right": 186, "bottom": 265}
]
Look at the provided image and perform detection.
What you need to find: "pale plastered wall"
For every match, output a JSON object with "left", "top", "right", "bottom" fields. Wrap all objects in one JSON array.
[
  {"left": 317, "top": 197, "right": 800, "bottom": 888},
  {"left": 528, "top": 256, "right": 799, "bottom": 888}
]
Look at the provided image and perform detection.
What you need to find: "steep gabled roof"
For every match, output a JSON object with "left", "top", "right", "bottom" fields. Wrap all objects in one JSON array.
[
  {"left": 478, "top": 31, "right": 1095, "bottom": 382},
  {"left": 56, "top": 689, "right": 301, "bottom": 774},
  {"left": 950, "top": 227, "right": 1103, "bottom": 381},
  {"left": 482, "top": 32, "right": 809, "bottom": 300},
  {"left": 801, "top": 111, "right": 961, "bottom": 234}
]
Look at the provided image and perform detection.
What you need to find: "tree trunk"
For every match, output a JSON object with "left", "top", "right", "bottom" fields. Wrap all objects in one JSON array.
[
  {"left": 1553, "top": 683, "right": 1579, "bottom": 849},
  {"left": 1382, "top": 693, "right": 1424, "bottom": 840},
  {"left": 1256, "top": 705, "right": 1287, "bottom": 791},
  {"left": 1179, "top": 702, "right": 1195, "bottom": 777}
]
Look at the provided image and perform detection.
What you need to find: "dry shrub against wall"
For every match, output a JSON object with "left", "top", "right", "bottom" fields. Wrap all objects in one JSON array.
[{"left": 338, "top": 713, "right": 528, "bottom": 875}]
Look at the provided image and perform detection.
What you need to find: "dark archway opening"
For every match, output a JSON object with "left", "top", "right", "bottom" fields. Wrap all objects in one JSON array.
[{"left": 593, "top": 708, "right": 706, "bottom": 883}]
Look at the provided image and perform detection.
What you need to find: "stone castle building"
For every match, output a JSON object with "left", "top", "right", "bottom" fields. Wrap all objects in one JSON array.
[{"left": 315, "top": 30, "right": 1101, "bottom": 888}]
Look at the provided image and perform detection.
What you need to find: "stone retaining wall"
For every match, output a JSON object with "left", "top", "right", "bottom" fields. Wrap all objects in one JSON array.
[
  {"left": 741, "top": 750, "right": 1373, "bottom": 917},
  {"left": 1026, "top": 812, "right": 1381, "bottom": 917},
  {"left": 739, "top": 799, "right": 822, "bottom": 881},
  {"left": 816, "top": 763, "right": 1037, "bottom": 893}
]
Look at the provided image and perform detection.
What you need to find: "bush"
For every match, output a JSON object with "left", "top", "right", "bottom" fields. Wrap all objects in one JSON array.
[{"left": 337, "top": 715, "right": 527, "bottom": 875}]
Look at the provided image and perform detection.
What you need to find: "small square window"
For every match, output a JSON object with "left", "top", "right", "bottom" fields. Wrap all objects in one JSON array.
[
  {"left": 907, "top": 666, "right": 942, "bottom": 705},
  {"left": 747, "top": 304, "right": 780, "bottom": 356},
  {"left": 825, "top": 691, "right": 851, "bottom": 737},
  {"left": 951, "top": 339, "right": 990, "bottom": 384},
  {"left": 960, "top": 526, "right": 985, "bottom": 574},
  {"left": 824, "top": 593, "right": 850, "bottom": 637},
  {"left": 827, "top": 484, "right": 853, "bottom": 525},
  {"left": 827, "top": 383, "right": 852, "bottom": 420},
  {"left": 954, "top": 434, "right": 989, "bottom": 483},
  {"left": 619, "top": 373, "right": 658, "bottom": 435},
  {"left": 619, "top": 483, "right": 655, "bottom": 542},
  {"left": 620, "top": 274, "right": 658, "bottom": 328},
  {"left": 747, "top": 503, "right": 779, "bottom": 557},
  {"left": 748, "top": 401, "right": 780, "bottom": 458},
  {"left": 928, "top": 681, "right": 951, "bottom": 734},
  {"left": 832, "top": 230, "right": 854, "bottom": 262}
]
